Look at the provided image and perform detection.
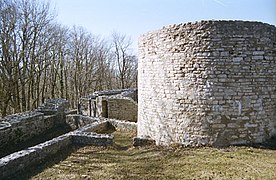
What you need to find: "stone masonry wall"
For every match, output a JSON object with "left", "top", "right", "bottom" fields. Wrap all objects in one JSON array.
[
  {"left": 0, "top": 112, "right": 44, "bottom": 149},
  {"left": 0, "top": 99, "right": 69, "bottom": 156},
  {"left": 80, "top": 89, "right": 138, "bottom": 122},
  {"left": 138, "top": 20, "right": 276, "bottom": 146},
  {"left": 0, "top": 121, "right": 113, "bottom": 178},
  {"left": 107, "top": 98, "right": 138, "bottom": 122},
  {"left": 0, "top": 102, "right": 136, "bottom": 178}
]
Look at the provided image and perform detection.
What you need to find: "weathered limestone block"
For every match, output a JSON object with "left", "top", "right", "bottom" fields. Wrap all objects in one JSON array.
[
  {"left": 37, "top": 98, "right": 69, "bottom": 116},
  {"left": 37, "top": 98, "right": 69, "bottom": 125},
  {"left": 133, "top": 137, "right": 155, "bottom": 147},
  {"left": 0, "top": 111, "right": 44, "bottom": 150},
  {"left": 66, "top": 114, "right": 98, "bottom": 130},
  {"left": 138, "top": 20, "right": 276, "bottom": 146},
  {"left": 0, "top": 134, "right": 72, "bottom": 178},
  {"left": 71, "top": 132, "right": 113, "bottom": 146}
]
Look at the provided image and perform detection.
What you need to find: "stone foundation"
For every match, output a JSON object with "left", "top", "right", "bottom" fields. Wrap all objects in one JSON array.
[
  {"left": 0, "top": 134, "right": 72, "bottom": 178},
  {"left": 0, "top": 124, "right": 113, "bottom": 178},
  {"left": 0, "top": 111, "right": 137, "bottom": 179}
]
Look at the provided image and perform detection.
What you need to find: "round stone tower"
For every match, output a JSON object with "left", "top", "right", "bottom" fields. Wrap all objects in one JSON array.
[{"left": 137, "top": 20, "right": 276, "bottom": 146}]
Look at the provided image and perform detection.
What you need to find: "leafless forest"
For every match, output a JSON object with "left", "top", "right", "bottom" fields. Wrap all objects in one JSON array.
[{"left": 0, "top": 0, "right": 137, "bottom": 117}]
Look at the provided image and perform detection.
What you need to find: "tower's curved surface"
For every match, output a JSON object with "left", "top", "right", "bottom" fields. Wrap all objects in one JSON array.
[{"left": 138, "top": 20, "right": 276, "bottom": 146}]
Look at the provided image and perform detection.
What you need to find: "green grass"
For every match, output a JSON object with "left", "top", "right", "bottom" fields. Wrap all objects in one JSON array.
[{"left": 31, "top": 131, "right": 276, "bottom": 179}]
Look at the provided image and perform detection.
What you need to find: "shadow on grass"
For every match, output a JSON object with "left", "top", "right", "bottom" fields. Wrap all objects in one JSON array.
[
  {"left": 251, "top": 137, "right": 276, "bottom": 150},
  {"left": 216, "top": 137, "right": 276, "bottom": 150}
]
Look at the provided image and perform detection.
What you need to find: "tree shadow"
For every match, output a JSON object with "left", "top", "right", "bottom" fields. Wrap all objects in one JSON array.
[{"left": 250, "top": 137, "right": 276, "bottom": 150}]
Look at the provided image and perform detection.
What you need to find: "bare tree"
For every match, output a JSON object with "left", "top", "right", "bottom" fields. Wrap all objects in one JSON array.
[
  {"left": 68, "top": 26, "right": 99, "bottom": 107},
  {"left": 0, "top": 0, "right": 19, "bottom": 115},
  {"left": 111, "top": 32, "right": 137, "bottom": 89},
  {"left": 0, "top": 0, "right": 55, "bottom": 115},
  {"left": 0, "top": 0, "right": 138, "bottom": 117}
]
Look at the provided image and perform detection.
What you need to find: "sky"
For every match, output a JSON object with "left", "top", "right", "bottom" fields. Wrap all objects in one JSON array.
[{"left": 48, "top": 0, "right": 276, "bottom": 54}]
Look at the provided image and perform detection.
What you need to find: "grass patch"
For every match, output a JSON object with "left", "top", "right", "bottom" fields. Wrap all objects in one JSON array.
[{"left": 31, "top": 131, "right": 276, "bottom": 179}]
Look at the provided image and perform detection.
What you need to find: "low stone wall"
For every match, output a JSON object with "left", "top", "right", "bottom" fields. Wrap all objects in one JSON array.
[
  {"left": 106, "top": 118, "right": 137, "bottom": 132},
  {"left": 66, "top": 114, "right": 99, "bottom": 130},
  {"left": 70, "top": 120, "right": 113, "bottom": 146},
  {"left": 0, "top": 110, "right": 137, "bottom": 179},
  {"left": 0, "top": 120, "right": 113, "bottom": 179},
  {"left": 66, "top": 115, "right": 138, "bottom": 133},
  {"left": 0, "top": 112, "right": 44, "bottom": 149},
  {"left": 72, "top": 132, "right": 112, "bottom": 146},
  {"left": 73, "top": 119, "right": 108, "bottom": 133},
  {"left": 0, "top": 134, "right": 72, "bottom": 178},
  {"left": 0, "top": 99, "right": 69, "bottom": 157}
]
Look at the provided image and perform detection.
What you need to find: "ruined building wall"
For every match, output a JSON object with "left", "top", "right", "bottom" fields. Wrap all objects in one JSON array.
[
  {"left": 80, "top": 89, "right": 138, "bottom": 122},
  {"left": 0, "top": 99, "right": 69, "bottom": 155},
  {"left": 107, "top": 98, "right": 138, "bottom": 122},
  {"left": 138, "top": 20, "right": 276, "bottom": 146}
]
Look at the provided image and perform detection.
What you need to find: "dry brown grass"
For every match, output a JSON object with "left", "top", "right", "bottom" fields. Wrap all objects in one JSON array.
[{"left": 31, "top": 131, "right": 276, "bottom": 180}]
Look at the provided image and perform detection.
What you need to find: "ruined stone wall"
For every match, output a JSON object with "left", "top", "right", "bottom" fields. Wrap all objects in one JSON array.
[
  {"left": 80, "top": 89, "right": 138, "bottom": 122},
  {"left": 107, "top": 98, "right": 138, "bottom": 122},
  {"left": 0, "top": 121, "right": 113, "bottom": 178},
  {"left": 66, "top": 114, "right": 98, "bottom": 130},
  {"left": 106, "top": 118, "right": 137, "bottom": 132},
  {"left": 138, "top": 20, "right": 276, "bottom": 146},
  {"left": 0, "top": 112, "right": 45, "bottom": 148},
  {"left": 0, "top": 100, "right": 137, "bottom": 178},
  {"left": 0, "top": 99, "right": 69, "bottom": 154}
]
